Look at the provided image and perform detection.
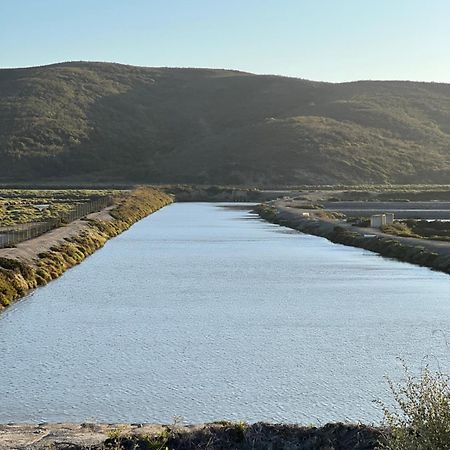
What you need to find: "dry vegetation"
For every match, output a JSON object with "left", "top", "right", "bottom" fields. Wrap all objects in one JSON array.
[
  {"left": 381, "top": 223, "right": 422, "bottom": 238},
  {"left": 104, "top": 421, "right": 382, "bottom": 450},
  {"left": 0, "top": 189, "right": 118, "bottom": 227},
  {"left": 0, "top": 187, "right": 172, "bottom": 309},
  {"left": 379, "top": 367, "right": 450, "bottom": 450},
  {"left": 2, "top": 62, "right": 450, "bottom": 185},
  {"left": 381, "top": 220, "right": 450, "bottom": 242}
]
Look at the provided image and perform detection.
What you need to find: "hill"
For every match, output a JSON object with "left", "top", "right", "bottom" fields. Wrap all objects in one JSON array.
[{"left": 1, "top": 61, "right": 450, "bottom": 185}]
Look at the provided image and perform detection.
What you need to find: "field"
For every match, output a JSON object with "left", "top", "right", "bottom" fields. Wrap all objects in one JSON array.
[{"left": 0, "top": 189, "right": 122, "bottom": 228}]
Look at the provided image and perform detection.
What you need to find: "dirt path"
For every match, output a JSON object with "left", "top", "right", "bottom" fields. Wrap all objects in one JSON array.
[
  {"left": 276, "top": 202, "right": 450, "bottom": 257},
  {"left": 0, "top": 206, "right": 115, "bottom": 265}
]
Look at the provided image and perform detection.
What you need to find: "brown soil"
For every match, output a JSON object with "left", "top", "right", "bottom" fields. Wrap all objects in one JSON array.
[{"left": 0, "top": 422, "right": 384, "bottom": 449}]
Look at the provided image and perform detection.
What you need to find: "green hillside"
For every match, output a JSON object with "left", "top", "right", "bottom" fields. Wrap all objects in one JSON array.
[{"left": 1, "top": 61, "right": 450, "bottom": 185}]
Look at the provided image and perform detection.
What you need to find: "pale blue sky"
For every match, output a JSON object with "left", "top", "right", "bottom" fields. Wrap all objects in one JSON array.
[{"left": 1, "top": 0, "right": 450, "bottom": 82}]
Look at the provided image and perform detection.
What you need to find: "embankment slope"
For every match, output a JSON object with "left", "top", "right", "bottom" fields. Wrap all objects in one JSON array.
[
  {"left": 257, "top": 202, "right": 450, "bottom": 274},
  {"left": 0, "top": 422, "right": 383, "bottom": 449},
  {"left": 0, "top": 187, "right": 173, "bottom": 310}
]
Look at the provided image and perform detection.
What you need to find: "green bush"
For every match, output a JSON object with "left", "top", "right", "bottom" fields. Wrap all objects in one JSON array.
[{"left": 379, "top": 367, "right": 450, "bottom": 449}]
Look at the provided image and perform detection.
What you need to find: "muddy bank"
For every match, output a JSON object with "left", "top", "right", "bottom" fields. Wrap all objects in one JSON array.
[
  {"left": 257, "top": 203, "right": 450, "bottom": 275},
  {"left": 0, "top": 187, "right": 173, "bottom": 311},
  {"left": 0, "top": 422, "right": 384, "bottom": 449}
]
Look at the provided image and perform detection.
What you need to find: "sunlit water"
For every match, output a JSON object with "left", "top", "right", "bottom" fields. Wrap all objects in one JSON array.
[{"left": 1, "top": 203, "right": 449, "bottom": 424}]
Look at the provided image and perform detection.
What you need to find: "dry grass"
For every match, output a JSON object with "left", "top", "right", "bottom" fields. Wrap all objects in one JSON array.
[
  {"left": 381, "top": 223, "right": 421, "bottom": 238},
  {"left": 0, "top": 189, "right": 119, "bottom": 227},
  {"left": 0, "top": 187, "right": 173, "bottom": 309}
]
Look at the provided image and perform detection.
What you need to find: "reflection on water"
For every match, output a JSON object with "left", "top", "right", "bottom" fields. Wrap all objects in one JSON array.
[{"left": 0, "top": 203, "right": 449, "bottom": 424}]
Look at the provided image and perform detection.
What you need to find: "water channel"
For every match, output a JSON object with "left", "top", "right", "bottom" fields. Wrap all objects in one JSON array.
[{"left": 1, "top": 203, "right": 449, "bottom": 424}]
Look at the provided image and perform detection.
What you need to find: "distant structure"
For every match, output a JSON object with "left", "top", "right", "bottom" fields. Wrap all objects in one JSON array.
[
  {"left": 370, "top": 213, "right": 394, "bottom": 228},
  {"left": 370, "top": 214, "right": 385, "bottom": 228},
  {"left": 385, "top": 213, "right": 394, "bottom": 225}
]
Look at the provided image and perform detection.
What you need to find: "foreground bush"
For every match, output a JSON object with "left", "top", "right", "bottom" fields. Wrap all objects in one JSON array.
[{"left": 380, "top": 367, "right": 450, "bottom": 450}]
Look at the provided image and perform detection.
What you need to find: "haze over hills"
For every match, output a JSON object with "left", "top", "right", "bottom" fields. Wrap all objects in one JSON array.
[{"left": 1, "top": 61, "right": 450, "bottom": 185}]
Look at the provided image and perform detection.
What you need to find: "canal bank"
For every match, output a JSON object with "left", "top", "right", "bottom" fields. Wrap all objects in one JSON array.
[
  {"left": 256, "top": 201, "right": 450, "bottom": 275},
  {"left": 0, "top": 422, "right": 383, "bottom": 449},
  {"left": 0, "top": 187, "right": 173, "bottom": 311}
]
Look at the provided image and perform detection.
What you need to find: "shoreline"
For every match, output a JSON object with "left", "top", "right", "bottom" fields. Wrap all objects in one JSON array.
[
  {"left": 256, "top": 201, "right": 450, "bottom": 275},
  {"left": 0, "top": 422, "right": 384, "bottom": 449},
  {"left": 0, "top": 187, "right": 173, "bottom": 311}
]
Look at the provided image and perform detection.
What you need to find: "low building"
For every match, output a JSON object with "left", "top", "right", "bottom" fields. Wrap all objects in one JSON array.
[
  {"left": 370, "top": 213, "right": 395, "bottom": 228},
  {"left": 385, "top": 213, "right": 395, "bottom": 225},
  {"left": 370, "top": 214, "right": 386, "bottom": 228}
]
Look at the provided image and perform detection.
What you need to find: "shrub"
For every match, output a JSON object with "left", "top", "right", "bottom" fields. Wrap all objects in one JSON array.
[
  {"left": 379, "top": 367, "right": 450, "bottom": 449},
  {"left": 381, "top": 222, "right": 421, "bottom": 238}
]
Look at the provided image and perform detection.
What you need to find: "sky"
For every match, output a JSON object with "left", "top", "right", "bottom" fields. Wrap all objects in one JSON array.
[{"left": 1, "top": 0, "right": 450, "bottom": 82}]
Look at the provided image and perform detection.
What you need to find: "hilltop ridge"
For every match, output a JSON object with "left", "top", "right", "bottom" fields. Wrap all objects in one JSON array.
[{"left": 1, "top": 61, "right": 450, "bottom": 185}]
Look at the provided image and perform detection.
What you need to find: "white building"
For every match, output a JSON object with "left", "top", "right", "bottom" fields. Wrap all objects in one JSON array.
[
  {"left": 385, "top": 213, "right": 395, "bottom": 225},
  {"left": 370, "top": 213, "right": 395, "bottom": 228},
  {"left": 370, "top": 214, "right": 386, "bottom": 228}
]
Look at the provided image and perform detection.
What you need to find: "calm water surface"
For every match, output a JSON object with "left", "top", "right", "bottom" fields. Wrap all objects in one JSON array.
[{"left": 1, "top": 203, "right": 449, "bottom": 424}]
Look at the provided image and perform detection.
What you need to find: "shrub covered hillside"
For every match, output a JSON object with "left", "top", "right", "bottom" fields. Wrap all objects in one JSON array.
[{"left": 1, "top": 62, "right": 450, "bottom": 185}]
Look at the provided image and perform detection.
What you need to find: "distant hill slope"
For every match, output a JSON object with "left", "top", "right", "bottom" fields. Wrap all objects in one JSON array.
[{"left": 1, "top": 61, "right": 450, "bottom": 185}]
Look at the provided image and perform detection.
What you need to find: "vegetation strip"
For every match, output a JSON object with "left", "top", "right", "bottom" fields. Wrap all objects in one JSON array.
[
  {"left": 256, "top": 204, "right": 450, "bottom": 275},
  {"left": 0, "top": 187, "right": 173, "bottom": 310},
  {"left": 0, "top": 422, "right": 383, "bottom": 449}
]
